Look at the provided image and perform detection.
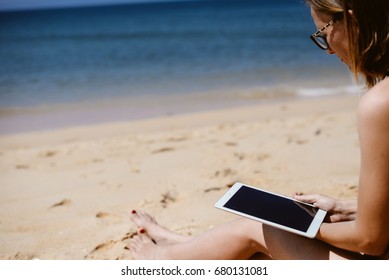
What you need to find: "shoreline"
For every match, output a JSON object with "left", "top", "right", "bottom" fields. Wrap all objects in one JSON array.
[
  {"left": 0, "top": 94, "right": 361, "bottom": 259},
  {"left": 0, "top": 94, "right": 359, "bottom": 147},
  {"left": 0, "top": 82, "right": 361, "bottom": 135}
]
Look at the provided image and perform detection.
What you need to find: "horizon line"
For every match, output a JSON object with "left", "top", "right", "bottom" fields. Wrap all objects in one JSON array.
[{"left": 0, "top": 0, "right": 208, "bottom": 12}]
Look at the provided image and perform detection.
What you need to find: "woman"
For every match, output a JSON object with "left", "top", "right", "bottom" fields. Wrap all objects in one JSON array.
[{"left": 129, "top": 0, "right": 389, "bottom": 260}]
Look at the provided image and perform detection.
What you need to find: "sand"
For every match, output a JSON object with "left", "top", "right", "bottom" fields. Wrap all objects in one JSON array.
[{"left": 0, "top": 94, "right": 361, "bottom": 260}]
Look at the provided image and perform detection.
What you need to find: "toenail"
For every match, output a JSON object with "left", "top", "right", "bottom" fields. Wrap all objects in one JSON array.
[
  {"left": 131, "top": 210, "right": 137, "bottom": 214},
  {"left": 139, "top": 228, "right": 146, "bottom": 234}
]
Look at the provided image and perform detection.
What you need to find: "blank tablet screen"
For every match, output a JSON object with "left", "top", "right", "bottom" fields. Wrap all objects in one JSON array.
[{"left": 223, "top": 185, "right": 318, "bottom": 232}]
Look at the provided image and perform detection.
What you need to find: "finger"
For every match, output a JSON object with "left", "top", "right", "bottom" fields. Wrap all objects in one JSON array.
[{"left": 293, "top": 193, "right": 319, "bottom": 203}]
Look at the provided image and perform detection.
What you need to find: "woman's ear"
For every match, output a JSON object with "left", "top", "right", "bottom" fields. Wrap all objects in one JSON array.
[{"left": 347, "top": 9, "right": 357, "bottom": 22}]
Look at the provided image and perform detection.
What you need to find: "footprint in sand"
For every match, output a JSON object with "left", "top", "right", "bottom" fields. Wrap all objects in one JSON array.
[
  {"left": 15, "top": 164, "right": 29, "bottom": 169},
  {"left": 213, "top": 168, "right": 237, "bottom": 178},
  {"left": 204, "top": 187, "right": 223, "bottom": 193},
  {"left": 49, "top": 199, "right": 71, "bottom": 209},
  {"left": 85, "top": 234, "right": 134, "bottom": 260},
  {"left": 287, "top": 136, "right": 309, "bottom": 145},
  {"left": 204, "top": 181, "right": 235, "bottom": 193},
  {"left": 160, "top": 191, "right": 177, "bottom": 208},
  {"left": 90, "top": 240, "right": 115, "bottom": 253},
  {"left": 152, "top": 147, "right": 175, "bottom": 154},
  {"left": 234, "top": 152, "right": 245, "bottom": 160},
  {"left": 95, "top": 211, "right": 122, "bottom": 223},
  {"left": 11, "top": 252, "right": 37, "bottom": 260},
  {"left": 167, "top": 136, "right": 189, "bottom": 142},
  {"left": 85, "top": 240, "right": 116, "bottom": 259},
  {"left": 257, "top": 153, "right": 270, "bottom": 161},
  {"left": 39, "top": 150, "right": 59, "bottom": 158},
  {"left": 225, "top": 142, "right": 238, "bottom": 147},
  {"left": 95, "top": 212, "right": 110, "bottom": 219}
]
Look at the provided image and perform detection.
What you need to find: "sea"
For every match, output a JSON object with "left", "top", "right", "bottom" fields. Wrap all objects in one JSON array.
[{"left": 0, "top": 0, "right": 358, "bottom": 133}]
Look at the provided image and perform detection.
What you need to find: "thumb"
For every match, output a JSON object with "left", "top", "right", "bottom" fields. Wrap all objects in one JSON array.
[{"left": 293, "top": 193, "right": 319, "bottom": 204}]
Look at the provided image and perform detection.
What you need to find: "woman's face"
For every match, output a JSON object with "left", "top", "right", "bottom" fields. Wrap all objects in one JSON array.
[{"left": 311, "top": 8, "right": 350, "bottom": 66}]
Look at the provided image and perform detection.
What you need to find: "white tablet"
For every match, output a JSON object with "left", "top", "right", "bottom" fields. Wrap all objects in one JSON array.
[{"left": 215, "top": 182, "right": 327, "bottom": 238}]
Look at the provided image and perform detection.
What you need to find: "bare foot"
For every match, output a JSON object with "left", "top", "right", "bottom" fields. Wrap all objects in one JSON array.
[
  {"left": 130, "top": 210, "right": 191, "bottom": 244},
  {"left": 130, "top": 234, "right": 166, "bottom": 260}
]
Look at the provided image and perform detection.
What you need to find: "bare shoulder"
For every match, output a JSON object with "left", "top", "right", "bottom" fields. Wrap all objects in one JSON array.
[{"left": 358, "top": 78, "right": 389, "bottom": 127}]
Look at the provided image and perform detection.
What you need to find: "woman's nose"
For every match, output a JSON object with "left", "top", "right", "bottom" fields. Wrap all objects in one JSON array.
[{"left": 327, "top": 47, "right": 336, "bottom": 55}]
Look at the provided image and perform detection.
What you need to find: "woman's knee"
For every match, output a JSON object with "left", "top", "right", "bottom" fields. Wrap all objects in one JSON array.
[{"left": 228, "top": 218, "right": 267, "bottom": 251}]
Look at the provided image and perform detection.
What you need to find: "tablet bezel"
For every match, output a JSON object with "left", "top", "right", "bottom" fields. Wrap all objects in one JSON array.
[{"left": 214, "top": 182, "right": 327, "bottom": 238}]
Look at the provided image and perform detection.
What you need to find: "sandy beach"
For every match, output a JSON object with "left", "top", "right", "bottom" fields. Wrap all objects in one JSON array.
[{"left": 0, "top": 94, "right": 362, "bottom": 260}]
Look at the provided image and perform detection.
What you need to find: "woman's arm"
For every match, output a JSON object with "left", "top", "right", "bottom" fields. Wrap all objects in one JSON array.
[{"left": 317, "top": 79, "right": 389, "bottom": 256}]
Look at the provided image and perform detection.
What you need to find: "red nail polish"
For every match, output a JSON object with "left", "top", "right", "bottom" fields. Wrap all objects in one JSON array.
[
  {"left": 131, "top": 210, "right": 137, "bottom": 214},
  {"left": 139, "top": 228, "right": 146, "bottom": 234}
]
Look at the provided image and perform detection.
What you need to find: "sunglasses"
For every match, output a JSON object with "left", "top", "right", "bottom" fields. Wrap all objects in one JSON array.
[{"left": 310, "top": 20, "right": 334, "bottom": 50}]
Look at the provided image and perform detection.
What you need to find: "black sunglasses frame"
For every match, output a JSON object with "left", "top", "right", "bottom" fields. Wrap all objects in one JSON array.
[{"left": 310, "top": 20, "right": 334, "bottom": 50}]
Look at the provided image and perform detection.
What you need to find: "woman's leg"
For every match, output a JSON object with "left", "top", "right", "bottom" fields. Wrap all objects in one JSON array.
[
  {"left": 129, "top": 212, "right": 366, "bottom": 260},
  {"left": 130, "top": 217, "right": 266, "bottom": 260}
]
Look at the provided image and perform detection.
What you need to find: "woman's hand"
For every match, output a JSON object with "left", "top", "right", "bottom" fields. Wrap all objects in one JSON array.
[{"left": 293, "top": 193, "right": 357, "bottom": 223}]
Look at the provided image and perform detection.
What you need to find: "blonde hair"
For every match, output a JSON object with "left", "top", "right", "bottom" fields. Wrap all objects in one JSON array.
[
  {"left": 305, "top": 0, "right": 343, "bottom": 14},
  {"left": 306, "top": 0, "right": 389, "bottom": 88}
]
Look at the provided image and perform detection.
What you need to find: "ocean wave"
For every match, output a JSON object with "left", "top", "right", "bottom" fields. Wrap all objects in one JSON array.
[
  {"left": 223, "top": 83, "right": 363, "bottom": 102},
  {"left": 296, "top": 85, "right": 363, "bottom": 97}
]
